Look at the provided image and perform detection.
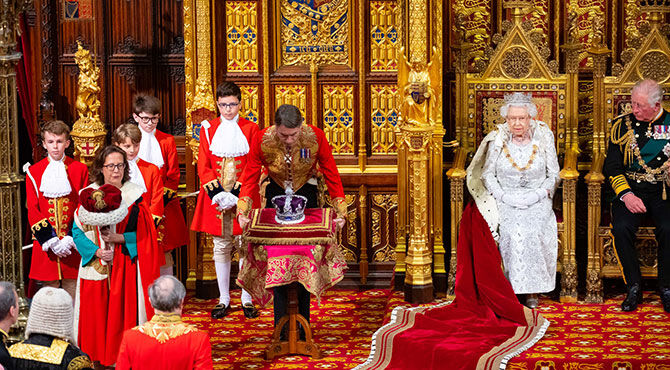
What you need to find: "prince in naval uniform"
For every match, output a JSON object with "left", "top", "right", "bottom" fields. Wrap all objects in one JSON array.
[{"left": 604, "top": 79, "right": 670, "bottom": 312}]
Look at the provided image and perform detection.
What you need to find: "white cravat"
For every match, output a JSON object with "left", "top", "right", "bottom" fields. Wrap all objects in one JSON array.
[
  {"left": 138, "top": 129, "right": 165, "bottom": 168},
  {"left": 40, "top": 155, "right": 72, "bottom": 198},
  {"left": 128, "top": 157, "right": 147, "bottom": 193},
  {"left": 209, "top": 114, "right": 250, "bottom": 158}
]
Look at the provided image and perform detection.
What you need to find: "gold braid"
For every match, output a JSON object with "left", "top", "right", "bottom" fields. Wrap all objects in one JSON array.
[{"left": 610, "top": 117, "right": 634, "bottom": 166}]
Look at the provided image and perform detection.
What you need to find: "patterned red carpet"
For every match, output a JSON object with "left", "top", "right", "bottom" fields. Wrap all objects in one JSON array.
[{"left": 182, "top": 289, "right": 670, "bottom": 369}]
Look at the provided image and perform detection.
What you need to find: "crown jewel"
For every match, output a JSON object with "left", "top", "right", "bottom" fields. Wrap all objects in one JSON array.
[
  {"left": 272, "top": 188, "right": 307, "bottom": 224},
  {"left": 504, "top": 92, "right": 533, "bottom": 106}
]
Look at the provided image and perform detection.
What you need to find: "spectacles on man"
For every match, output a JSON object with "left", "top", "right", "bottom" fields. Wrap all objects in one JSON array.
[
  {"left": 137, "top": 115, "right": 160, "bottom": 124},
  {"left": 103, "top": 163, "right": 126, "bottom": 171},
  {"left": 217, "top": 102, "right": 239, "bottom": 109}
]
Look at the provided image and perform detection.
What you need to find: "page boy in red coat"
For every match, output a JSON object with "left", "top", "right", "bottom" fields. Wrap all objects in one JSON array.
[
  {"left": 24, "top": 120, "right": 89, "bottom": 299},
  {"left": 191, "top": 82, "right": 260, "bottom": 319},
  {"left": 133, "top": 95, "right": 189, "bottom": 276},
  {"left": 113, "top": 123, "right": 164, "bottom": 227}
]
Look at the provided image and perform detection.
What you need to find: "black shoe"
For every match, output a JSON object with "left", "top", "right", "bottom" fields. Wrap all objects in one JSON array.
[
  {"left": 621, "top": 283, "right": 643, "bottom": 312},
  {"left": 242, "top": 303, "right": 259, "bottom": 318},
  {"left": 211, "top": 303, "right": 230, "bottom": 319},
  {"left": 659, "top": 287, "right": 670, "bottom": 313}
]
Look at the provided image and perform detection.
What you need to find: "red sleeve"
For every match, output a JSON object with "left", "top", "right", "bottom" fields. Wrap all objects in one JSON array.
[
  {"left": 25, "top": 166, "right": 48, "bottom": 227},
  {"left": 314, "top": 127, "right": 344, "bottom": 200},
  {"left": 237, "top": 129, "right": 264, "bottom": 205},
  {"left": 161, "top": 134, "right": 180, "bottom": 191},
  {"left": 149, "top": 166, "right": 165, "bottom": 218},
  {"left": 194, "top": 332, "right": 214, "bottom": 370},
  {"left": 115, "top": 331, "right": 132, "bottom": 370}
]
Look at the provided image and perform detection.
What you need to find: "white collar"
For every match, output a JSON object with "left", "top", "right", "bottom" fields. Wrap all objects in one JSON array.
[
  {"left": 40, "top": 155, "right": 72, "bottom": 198},
  {"left": 209, "top": 115, "right": 250, "bottom": 158},
  {"left": 138, "top": 128, "right": 165, "bottom": 168},
  {"left": 127, "top": 157, "right": 147, "bottom": 193}
]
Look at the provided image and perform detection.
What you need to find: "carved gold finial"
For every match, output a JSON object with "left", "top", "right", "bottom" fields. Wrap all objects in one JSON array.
[
  {"left": 503, "top": 0, "right": 532, "bottom": 25},
  {"left": 640, "top": 0, "right": 670, "bottom": 26},
  {"left": 590, "top": 13, "right": 605, "bottom": 46},
  {"left": 70, "top": 41, "right": 107, "bottom": 166}
]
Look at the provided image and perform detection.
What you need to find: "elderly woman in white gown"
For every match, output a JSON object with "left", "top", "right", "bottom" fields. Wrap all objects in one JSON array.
[{"left": 466, "top": 92, "right": 560, "bottom": 308}]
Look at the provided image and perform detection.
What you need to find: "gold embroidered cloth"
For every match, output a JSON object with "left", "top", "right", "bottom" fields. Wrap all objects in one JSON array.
[{"left": 237, "top": 208, "right": 347, "bottom": 306}]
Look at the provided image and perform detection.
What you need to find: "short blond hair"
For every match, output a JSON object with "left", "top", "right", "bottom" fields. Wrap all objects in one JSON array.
[{"left": 113, "top": 123, "right": 142, "bottom": 145}]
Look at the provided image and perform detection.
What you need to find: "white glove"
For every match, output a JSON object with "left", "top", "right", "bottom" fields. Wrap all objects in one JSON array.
[
  {"left": 501, "top": 193, "right": 529, "bottom": 209},
  {"left": 42, "top": 236, "right": 59, "bottom": 252},
  {"left": 61, "top": 235, "right": 76, "bottom": 253},
  {"left": 51, "top": 239, "right": 72, "bottom": 258},
  {"left": 211, "top": 191, "right": 238, "bottom": 211}
]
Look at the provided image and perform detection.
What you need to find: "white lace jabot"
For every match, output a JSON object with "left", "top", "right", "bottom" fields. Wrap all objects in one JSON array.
[
  {"left": 138, "top": 129, "right": 165, "bottom": 168},
  {"left": 127, "top": 157, "right": 147, "bottom": 193},
  {"left": 209, "top": 114, "right": 250, "bottom": 158},
  {"left": 40, "top": 155, "right": 72, "bottom": 198}
]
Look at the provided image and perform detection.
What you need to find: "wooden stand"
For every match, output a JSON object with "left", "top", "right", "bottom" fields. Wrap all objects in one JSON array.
[{"left": 266, "top": 283, "right": 321, "bottom": 360}]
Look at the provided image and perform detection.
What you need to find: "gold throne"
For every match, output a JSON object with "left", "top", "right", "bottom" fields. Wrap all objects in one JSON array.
[
  {"left": 585, "top": 5, "right": 670, "bottom": 302},
  {"left": 447, "top": 2, "right": 580, "bottom": 302}
]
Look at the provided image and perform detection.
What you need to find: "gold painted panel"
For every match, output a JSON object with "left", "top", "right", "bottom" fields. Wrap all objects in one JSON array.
[
  {"left": 454, "top": 0, "right": 491, "bottom": 68},
  {"left": 566, "top": 0, "right": 606, "bottom": 68},
  {"left": 278, "top": 0, "right": 351, "bottom": 66},
  {"left": 226, "top": 1, "right": 259, "bottom": 72},
  {"left": 274, "top": 85, "right": 307, "bottom": 119},
  {"left": 370, "top": 0, "right": 401, "bottom": 72},
  {"left": 370, "top": 84, "right": 400, "bottom": 155},
  {"left": 578, "top": 81, "right": 594, "bottom": 162},
  {"left": 522, "top": 0, "right": 549, "bottom": 45},
  {"left": 371, "top": 193, "right": 398, "bottom": 263},
  {"left": 239, "top": 85, "right": 260, "bottom": 124},
  {"left": 322, "top": 85, "right": 355, "bottom": 155}
]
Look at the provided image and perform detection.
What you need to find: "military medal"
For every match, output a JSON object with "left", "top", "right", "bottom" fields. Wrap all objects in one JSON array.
[
  {"left": 648, "top": 124, "right": 670, "bottom": 140},
  {"left": 300, "top": 148, "right": 311, "bottom": 162}
]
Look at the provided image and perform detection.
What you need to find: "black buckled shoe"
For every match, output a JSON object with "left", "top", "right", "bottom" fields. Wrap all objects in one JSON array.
[
  {"left": 242, "top": 302, "right": 259, "bottom": 319},
  {"left": 659, "top": 287, "right": 670, "bottom": 313},
  {"left": 621, "top": 283, "right": 643, "bottom": 312},
  {"left": 211, "top": 303, "right": 230, "bottom": 319}
]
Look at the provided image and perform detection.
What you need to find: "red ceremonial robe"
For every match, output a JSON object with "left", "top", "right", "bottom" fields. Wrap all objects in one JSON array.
[
  {"left": 72, "top": 182, "right": 162, "bottom": 366},
  {"left": 357, "top": 204, "right": 549, "bottom": 370},
  {"left": 237, "top": 124, "right": 347, "bottom": 218},
  {"left": 25, "top": 156, "right": 88, "bottom": 281},
  {"left": 136, "top": 158, "right": 164, "bottom": 223},
  {"left": 191, "top": 116, "right": 260, "bottom": 236},
  {"left": 116, "top": 313, "right": 213, "bottom": 370},
  {"left": 154, "top": 130, "right": 188, "bottom": 251}
]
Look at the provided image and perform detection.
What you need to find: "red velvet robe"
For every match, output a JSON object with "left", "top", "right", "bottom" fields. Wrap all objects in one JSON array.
[
  {"left": 237, "top": 124, "right": 347, "bottom": 217},
  {"left": 191, "top": 117, "right": 260, "bottom": 236},
  {"left": 116, "top": 313, "right": 213, "bottom": 370},
  {"left": 154, "top": 130, "right": 188, "bottom": 251},
  {"left": 25, "top": 156, "right": 88, "bottom": 281},
  {"left": 73, "top": 182, "right": 162, "bottom": 366}
]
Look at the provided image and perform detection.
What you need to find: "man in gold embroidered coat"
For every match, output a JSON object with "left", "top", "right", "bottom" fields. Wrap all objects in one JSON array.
[
  {"left": 9, "top": 287, "right": 93, "bottom": 370},
  {"left": 116, "top": 276, "right": 213, "bottom": 370},
  {"left": 604, "top": 79, "right": 670, "bottom": 312},
  {"left": 237, "top": 104, "right": 347, "bottom": 336}
]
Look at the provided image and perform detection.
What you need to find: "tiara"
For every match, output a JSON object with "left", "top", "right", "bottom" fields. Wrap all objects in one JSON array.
[
  {"left": 504, "top": 92, "right": 533, "bottom": 105},
  {"left": 271, "top": 193, "right": 308, "bottom": 224}
]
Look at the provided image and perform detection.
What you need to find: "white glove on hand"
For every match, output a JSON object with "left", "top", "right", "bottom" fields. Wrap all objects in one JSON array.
[
  {"left": 51, "top": 238, "right": 72, "bottom": 258},
  {"left": 42, "top": 236, "right": 59, "bottom": 252},
  {"left": 516, "top": 190, "right": 541, "bottom": 207},
  {"left": 212, "top": 191, "right": 239, "bottom": 211},
  {"left": 61, "top": 235, "right": 76, "bottom": 253},
  {"left": 501, "top": 193, "right": 531, "bottom": 209}
]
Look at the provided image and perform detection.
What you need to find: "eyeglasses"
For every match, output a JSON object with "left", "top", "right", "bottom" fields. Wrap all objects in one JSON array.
[
  {"left": 137, "top": 115, "right": 160, "bottom": 124},
  {"left": 217, "top": 102, "right": 239, "bottom": 109},
  {"left": 103, "top": 163, "right": 126, "bottom": 171}
]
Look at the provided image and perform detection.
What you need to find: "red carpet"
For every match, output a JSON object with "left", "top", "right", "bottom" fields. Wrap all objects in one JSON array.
[{"left": 182, "top": 289, "right": 670, "bottom": 369}]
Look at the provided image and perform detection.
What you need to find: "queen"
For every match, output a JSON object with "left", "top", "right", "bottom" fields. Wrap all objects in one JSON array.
[{"left": 466, "top": 92, "right": 561, "bottom": 308}]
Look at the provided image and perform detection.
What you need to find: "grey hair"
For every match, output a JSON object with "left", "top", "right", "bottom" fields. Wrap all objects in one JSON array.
[
  {"left": 500, "top": 101, "right": 538, "bottom": 119},
  {"left": 148, "top": 275, "right": 186, "bottom": 312},
  {"left": 632, "top": 79, "right": 663, "bottom": 106},
  {"left": 0, "top": 282, "right": 16, "bottom": 321}
]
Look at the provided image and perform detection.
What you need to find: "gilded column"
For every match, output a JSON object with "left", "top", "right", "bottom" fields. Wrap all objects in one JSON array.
[
  {"left": 445, "top": 13, "right": 471, "bottom": 296},
  {"left": 557, "top": 13, "right": 581, "bottom": 303},
  {"left": 585, "top": 15, "right": 609, "bottom": 303},
  {"left": 183, "top": 0, "right": 197, "bottom": 290},
  {"left": 0, "top": 0, "right": 31, "bottom": 341}
]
